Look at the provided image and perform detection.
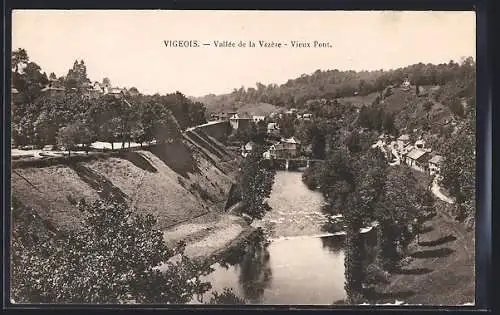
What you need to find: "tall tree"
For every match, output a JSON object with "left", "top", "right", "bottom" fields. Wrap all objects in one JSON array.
[{"left": 238, "top": 144, "right": 276, "bottom": 221}]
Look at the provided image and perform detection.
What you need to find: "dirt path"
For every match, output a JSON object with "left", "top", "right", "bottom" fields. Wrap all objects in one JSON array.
[
  {"left": 373, "top": 204, "right": 475, "bottom": 305},
  {"left": 431, "top": 178, "right": 455, "bottom": 204}
]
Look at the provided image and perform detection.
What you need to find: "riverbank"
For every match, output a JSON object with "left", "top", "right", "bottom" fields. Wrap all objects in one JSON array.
[
  {"left": 370, "top": 205, "right": 475, "bottom": 305},
  {"left": 160, "top": 210, "right": 258, "bottom": 267}
]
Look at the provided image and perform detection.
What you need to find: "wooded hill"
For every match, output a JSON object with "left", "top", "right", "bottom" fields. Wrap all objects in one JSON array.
[{"left": 194, "top": 58, "right": 475, "bottom": 117}]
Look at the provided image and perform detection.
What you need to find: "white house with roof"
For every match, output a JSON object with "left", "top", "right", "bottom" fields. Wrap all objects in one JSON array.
[
  {"left": 230, "top": 113, "right": 252, "bottom": 130},
  {"left": 428, "top": 155, "right": 444, "bottom": 176},
  {"left": 241, "top": 141, "right": 255, "bottom": 157},
  {"left": 281, "top": 137, "right": 301, "bottom": 157},
  {"left": 299, "top": 113, "right": 313, "bottom": 120},
  {"left": 397, "top": 134, "right": 411, "bottom": 146},
  {"left": 401, "top": 78, "right": 411, "bottom": 90},
  {"left": 267, "top": 122, "right": 280, "bottom": 136},
  {"left": 252, "top": 115, "right": 266, "bottom": 123},
  {"left": 405, "top": 148, "right": 430, "bottom": 172}
]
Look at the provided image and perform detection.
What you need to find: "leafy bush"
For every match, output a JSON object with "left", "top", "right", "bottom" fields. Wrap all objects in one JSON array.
[
  {"left": 11, "top": 198, "right": 213, "bottom": 304},
  {"left": 207, "top": 288, "right": 246, "bottom": 304}
]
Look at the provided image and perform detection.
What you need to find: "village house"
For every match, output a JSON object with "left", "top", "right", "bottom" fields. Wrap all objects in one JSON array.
[
  {"left": 109, "top": 87, "right": 124, "bottom": 95},
  {"left": 265, "top": 137, "right": 301, "bottom": 160},
  {"left": 267, "top": 122, "right": 280, "bottom": 137},
  {"left": 229, "top": 113, "right": 252, "bottom": 130},
  {"left": 414, "top": 139, "right": 426, "bottom": 149},
  {"left": 397, "top": 134, "right": 411, "bottom": 147},
  {"left": 241, "top": 141, "right": 255, "bottom": 157},
  {"left": 428, "top": 155, "right": 444, "bottom": 176},
  {"left": 281, "top": 137, "right": 301, "bottom": 157},
  {"left": 297, "top": 113, "right": 312, "bottom": 120},
  {"left": 401, "top": 78, "right": 411, "bottom": 91},
  {"left": 252, "top": 115, "right": 266, "bottom": 123},
  {"left": 40, "top": 84, "right": 65, "bottom": 96},
  {"left": 209, "top": 113, "right": 220, "bottom": 121},
  {"left": 405, "top": 148, "right": 430, "bottom": 172},
  {"left": 267, "top": 143, "right": 285, "bottom": 159}
]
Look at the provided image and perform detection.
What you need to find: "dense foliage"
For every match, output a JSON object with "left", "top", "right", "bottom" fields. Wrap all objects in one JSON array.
[
  {"left": 440, "top": 95, "right": 476, "bottom": 221},
  {"left": 11, "top": 198, "right": 214, "bottom": 303},
  {"left": 238, "top": 144, "right": 276, "bottom": 221},
  {"left": 11, "top": 49, "right": 207, "bottom": 149},
  {"left": 196, "top": 57, "right": 475, "bottom": 110}
]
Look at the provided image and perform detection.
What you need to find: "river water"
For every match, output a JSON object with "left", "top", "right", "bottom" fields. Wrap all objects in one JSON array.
[{"left": 201, "top": 171, "right": 348, "bottom": 304}]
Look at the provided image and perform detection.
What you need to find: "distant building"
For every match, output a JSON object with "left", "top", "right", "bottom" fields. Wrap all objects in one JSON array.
[
  {"left": 268, "top": 143, "right": 283, "bottom": 159},
  {"left": 241, "top": 141, "right": 255, "bottom": 157},
  {"left": 401, "top": 78, "right": 411, "bottom": 90},
  {"left": 229, "top": 113, "right": 252, "bottom": 130},
  {"left": 109, "top": 87, "right": 123, "bottom": 95},
  {"left": 278, "top": 137, "right": 301, "bottom": 158},
  {"left": 267, "top": 122, "right": 280, "bottom": 136},
  {"left": 252, "top": 115, "right": 266, "bottom": 123},
  {"left": 428, "top": 155, "right": 444, "bottom": 176},
  {"left": 397, "top": 134, "right": 411, "bottom": 144},
  {"left": 397, "top": 134, "right": 411, "bottom": 151},
  {"left": 40, "top": 84, "right": 65, "bottom": 95},
  {"left": 209, "top": 113, "right": 221, "bottom": 121},
  {"left": 414, "top": 139, "right": 426, "bottom": 149},
  {"left": 405, "top": 148, "right": 430, "bottom": 172},
  {"left": 300, "top": 113, "right": 313, "bottom": 120}
]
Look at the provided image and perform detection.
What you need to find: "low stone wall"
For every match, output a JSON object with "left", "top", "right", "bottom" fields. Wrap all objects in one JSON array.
[{"left": 192, "top": 121, "right": 231, "bottom": 142}]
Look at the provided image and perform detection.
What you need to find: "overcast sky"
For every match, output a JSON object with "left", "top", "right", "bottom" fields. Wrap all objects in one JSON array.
[{"left": 12, "top": 10, "right": 475, "bottom": 97}]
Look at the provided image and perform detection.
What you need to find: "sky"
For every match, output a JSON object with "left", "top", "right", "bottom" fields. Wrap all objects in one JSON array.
[{"left": 12, "top": 10, "right": 475, "bottom": 97}]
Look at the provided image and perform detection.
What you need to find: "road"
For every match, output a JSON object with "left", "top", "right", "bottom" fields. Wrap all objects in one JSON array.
[{"left": 431, "top": 177, "right": 455, "bottom": 204}]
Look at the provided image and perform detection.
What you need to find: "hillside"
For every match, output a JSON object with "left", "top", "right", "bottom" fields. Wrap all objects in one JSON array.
[
  {"left": 192, "top": 59, "right": 474, "bottom": 112},
  {"left": 192, "top": 94, "right": 280, "bottom": 116},
  {"left": 12, "top": 130, "right": 240, "bottom": 232}
]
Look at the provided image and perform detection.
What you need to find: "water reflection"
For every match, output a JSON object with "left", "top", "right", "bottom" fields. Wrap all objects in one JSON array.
[
  {"left": 320, "top": 234, "right": 345, "bottom": 253},
  {"left": 238, "top": 240, "right": 272, "bottom": 302},
  {"left": 217, "top": 229, "right": 272, "bottom": 302},
  {"left": 204, "top": 171, "right": 348, "bottom": 304}
]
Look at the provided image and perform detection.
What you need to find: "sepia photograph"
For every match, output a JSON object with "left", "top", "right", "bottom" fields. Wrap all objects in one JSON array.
[{"left": 10, "top": 10, "right": 476, "bottom": 306}]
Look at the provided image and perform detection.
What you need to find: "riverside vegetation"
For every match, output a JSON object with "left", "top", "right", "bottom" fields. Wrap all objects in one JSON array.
[{"left": 10, "top": 47, "right": 475, "bottom": 304}]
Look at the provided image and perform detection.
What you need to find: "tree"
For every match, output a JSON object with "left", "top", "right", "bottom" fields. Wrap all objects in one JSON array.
[
  {"left": 238, "top": 144, "right": 276, "bottom": 221},
  {"left": 375, "top": 166, "right": 424, "bottom": 271},
  {"left": 207, "top": 288, "right": 246, "bottom": 304},
  {"left": 11, "top": 199, "right": 213, "bottom": 304},
  {"left": 12, "top": 48, "right": 29, "bottom": 73},
  {"left": 277, "top": 114, "right": 296, "bottom": 138},
  {"left": 56, "top": 123, "right": 81, "bottom": 156},
  {"left": 440, "top": 123, "right": 475, "bottom": 213}
]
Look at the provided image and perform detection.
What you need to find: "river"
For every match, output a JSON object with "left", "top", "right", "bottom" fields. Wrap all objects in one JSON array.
[{"left": 199, "top": 171, "right": 349, "bottom": 304}]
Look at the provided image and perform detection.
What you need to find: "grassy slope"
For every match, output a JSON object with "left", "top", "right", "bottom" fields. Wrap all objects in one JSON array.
[
  {"left": 373, "top": 208, "right": 475, "bottom": 305},
  {"left": 368, "top": 169, "right": 475, "bottom": 305},
  {"left": 336, "top": 92, "right": 380, "bottom": 108},
  {"left": 12, "top": 166, "right": 100, "bottom": 230},
  {"left": 236, "top": 102, "right": 281, "bottom": 115},
  {"left": 12, "top": 134, "right": 238, "bottom": 231},
  {"left": 195, "top": 93, "right": 280, "bottom": 115}
]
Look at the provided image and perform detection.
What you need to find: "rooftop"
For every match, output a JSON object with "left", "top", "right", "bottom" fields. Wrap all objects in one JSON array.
[
  {"left": 398, "top": 134, "right": 410, "bottom": 141},
  {"left": 282, "top": 137, "right": 301, "bottom": 144},
  {"left": 429, "top": 155, "right": 444, "bottom": 164},
  {"left": 406, "top": 148, "right": 429, "bottom": 161}
]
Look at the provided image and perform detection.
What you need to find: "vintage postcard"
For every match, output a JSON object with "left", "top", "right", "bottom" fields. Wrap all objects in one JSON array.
[{"left": 10, "top": 10, "right": 476, "bottom": 306}]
